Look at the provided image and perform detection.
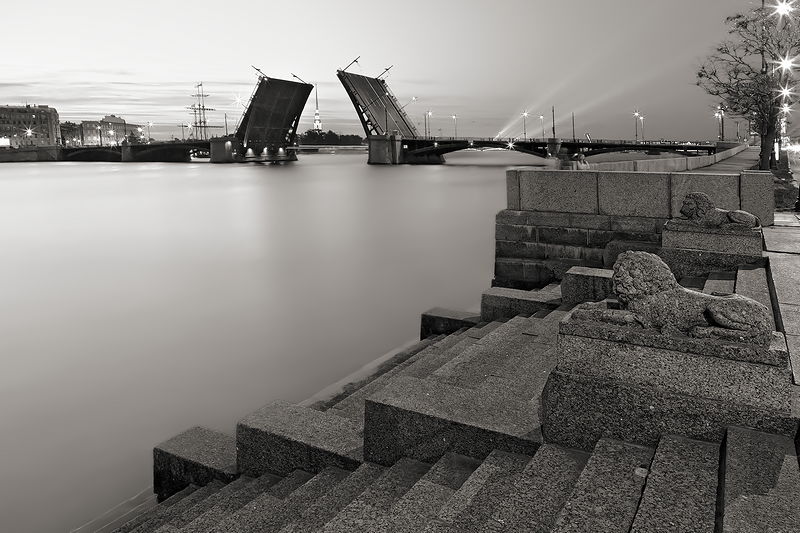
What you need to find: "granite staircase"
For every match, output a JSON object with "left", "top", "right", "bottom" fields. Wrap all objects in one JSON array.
[
  {"left": 115, "top": 266, "right": 800, "bottom": 532},
  {"left": 114, "top": 426, "right": 800, "bottom": 532}
]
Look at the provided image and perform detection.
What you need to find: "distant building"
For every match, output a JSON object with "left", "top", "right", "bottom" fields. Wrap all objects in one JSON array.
[
  {"left": 79, "top": 115, "right": 142, "bottom": 146},
  {"left": 313, "top": 85, "right": 322, "bottom": 131},
  {"left": 0, "top": 104, "right": 61, "bottom": 147},
  {"left": 60, "top": 121, "right": 81, "bottom": 146}
]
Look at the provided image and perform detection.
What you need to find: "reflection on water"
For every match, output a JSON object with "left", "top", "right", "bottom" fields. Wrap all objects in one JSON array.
[{"left": 0, "top": 150, "right": 533, "bottom": 532}]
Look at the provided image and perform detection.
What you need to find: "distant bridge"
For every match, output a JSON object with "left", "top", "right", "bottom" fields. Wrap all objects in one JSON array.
[
  {"left": 336, "top": 70, "right": 717, "bottom": 165},
  {"left": 62, "top": 140, "right": 211, "bottom": 162}
]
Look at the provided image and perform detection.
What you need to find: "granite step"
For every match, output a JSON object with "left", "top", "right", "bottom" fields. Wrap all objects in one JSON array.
[
  {"left": 229, "top": 467, "right": 351, "bottom": 533},
  {"left": 126, "top": 481, "right": 224, "bottom": 533},
  {"left": 425, "top": 450, "right": 531, "bottom": 532},
  {"left": 328, "top": 328, "right": 477, "bottom": 424},
  {"left": 152, "top": 476, "right": 253, "bottom": 533},
  {"left": 112, "top": 485, "right": 198, "bottom": 533},
  {"left": 205, "top": 469, "right": 314, "bottom": 533},
  {"left": 364, "top": 374, "right": 542, "bottom": 464},
  {"left": 278, "top": 463, "right": 386, "bottom": 533},
  {"left": 237, "top": 400, "right": 363, "bottom": 477},
  {"left": 318, "top": 457, "right": 431, "bottom": 532},
  {"left": 482, "top": 444, "right": 589, "bottom": 532},
  {"left": 381, "top": 453, "right": 481, "bottom": 532},
  {"left": 551, "top": 438, "right": 654, "bottom": 533},
  {"left": 481, "top": 283, "right": 562, "bottom": 321},
  {"left": 629, "top": 435, "right": 719, "bottom": 533},
  {"left": 175, "top": 472, "right": 283, "bottom": 533},
  {"left": 702, "top": 270, "right": 736, "bottom": 295},
  {"left": 678, "top": 276, "right": 706, "bottom": 290},
  {"left": 721, "top": 426, "right": 800, "bottom": 532}
]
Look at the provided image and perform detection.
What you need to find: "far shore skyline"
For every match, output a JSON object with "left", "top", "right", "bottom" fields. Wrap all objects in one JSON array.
[{"left": 1, "top": 0, "right": 788, "bottom": 141}]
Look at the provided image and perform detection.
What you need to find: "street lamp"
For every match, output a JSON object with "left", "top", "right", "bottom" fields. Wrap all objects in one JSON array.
[
  {"left": 639, "top": 115, "right": 645, "bottom": 141},
  {"left": 147, "top": 121, "right": 153, "bottom": 143},
  {"left": 108, "top": 129, "right": 116, "bottom": 146},
  {"left": 451, "top": 114, "right": 458, "bottom": 138},
  {"left": 539, "top": 114, "right": 545, "bottom": 138},
  {"left": 424, "top": 110, "right": 432, "bottom": 138},
  {"left": 715, "top": 104, "right": 725, "bottom": 140},
  {"left": 632, "top": 109, "right": 641, "bottom": 142},
  {"left": 521, "top": 111, "right": 529, "bottom": 140},
  {"left": 97, "top": 125, "right": 103, "bottom": 147}
]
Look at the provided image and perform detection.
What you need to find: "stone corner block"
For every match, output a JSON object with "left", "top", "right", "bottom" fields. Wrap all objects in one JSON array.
[
  {"left": 561, "top": 266, "right": 614, "bottom": 305},
  {"left": 670, "top": 173, "right": 740, "bottom": 218},
  {"left": 153, "top": 426, "right": 237, "bottom": 501},
  {"left": 420, "top": 308, "right": 480, "bottom": 339},
  {"left": 740, "top": 170, "right": 775, "bottom": 226},
  {"left": 506, "top": 169, "right": 521, "bottom": 210}
]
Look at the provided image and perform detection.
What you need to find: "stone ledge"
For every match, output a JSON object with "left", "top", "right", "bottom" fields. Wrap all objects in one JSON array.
[
  {"left": 561, "top": 266, "right": 614, "bottom": 306},
  {"left": 662, "top": 221, "right": 763, "bottom": 257},
  {"left": 420, "top": 308, "right": 480, "bottom": 339},
  {"left": 481, "top": 285, "right": 561, "bottom": 321},
  {"left": 559, "top": 316, "right": 788, "bottom": 367},
  {"left": 153, "top": 426, "right": 238, "bottom": 501}
]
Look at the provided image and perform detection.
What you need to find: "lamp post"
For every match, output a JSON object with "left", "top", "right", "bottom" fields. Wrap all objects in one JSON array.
[
  {"left": 147, "top": 121, "right": 153, "bottom": 143},
  {"left": 716, "top": 104, "right": 725, "bottom": 140},
  {"left": 639, "top": 115, "right": 645, "bottom": 141},
  {"left": 632, "top": 110, "right": 641, "bottom": 142},
  {"left": 108, "top": 129, "right": 116, "bottom": 146},
  {"left": 539, "top": 114, "right": 545, "bottom": 139},
  {"left": 424, "top": 110, "right": 432, "bottom": 138},
  {"left": 97, "top": 125, "right": 103, "bottom": 147},
  {"left": 521, "top": 111, "right": 528, "bottom": 140},
  {"left": 451, "top": 115, "right": 458, "bottom": 138}
]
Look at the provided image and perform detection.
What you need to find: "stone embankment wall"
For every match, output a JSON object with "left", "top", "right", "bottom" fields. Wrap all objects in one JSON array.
[
  {"left": 495, "top": 168, "right": 774, "bottom": 288},
  {"left": 577, "top": 143, "right": 750, "bottom": 172}
]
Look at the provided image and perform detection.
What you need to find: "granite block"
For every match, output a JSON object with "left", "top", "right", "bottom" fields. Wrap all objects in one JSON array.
[
  {"left": 494, "top": 258, "right": 525, "bottom": 281},
  {"left": 364, "top": 376, "right": 541, "bottom": 465},
  {"left": 181, "top": 476, "right": 283, "bottom": 533},
  {"left": 559, "top": 316, "right": 789, "bottom": 367},
  {"left": 506, "top": 170, "right": 520, "bottom": 210},
  {"left": 485, "top": 444, "right": 588, "bottom": 532},
  {"left": 544, "top": 243, "right": 585, "bottom": 260},
  {"left": 420, "top": 307, "right": 480, "bottom": 339},
  {"left": 723, "top": 426, "right": 800, "bottom": 532},
  {"left": 153, "top": 426, "right": 238, "bottom": 501},
  {"left": 662, "top": 221, "right": 762, "bottom": 256},
  {"left": 629, "top": 435, "right": 719, "bottom": 533},
  {"left": 136, "top": 482, "right": 222, "bottom": 533},
  {"left": 598, "top": 172, "right": 670, "bottom": 218},
  {"left": 556, "top": 333, "right": 791, "bottom": 409},
  {"left": 164, "top": 476, "right": 251, "bottom": 530},
  {"left": 541, "top": 370, "right": 798, "bottom": 450},
  {"left": 608, "top": 216, "right": 667, "bottom": 234},
  {"left": 551, "top": 439, "right": 653, "bottom": 533},
  {"left": 278, "top": 463, "right": 385, "bottom": 533},
  {"left": 495, "top": 223, "right": 534, "bottom": 242},
  {"left": 519, "top": 170, "right": 599, "bottom": 214},
  {"left": 669, "top": 172, "right": 740, "bottom": 217},
  {"left": 236, "top": 401, "right": 362, "bottom": 477},
  {"left": 786, "top": 334, "right": 800, "bottom": 385},
  {"left": 740, "top": 170, "right": 775, "bottom": 225},
  {"left": 561, "top": 266, "right": 614, "bottom": 305}
]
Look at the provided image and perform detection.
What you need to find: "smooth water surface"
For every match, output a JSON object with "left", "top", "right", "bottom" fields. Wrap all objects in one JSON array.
[{"left": 0, "top": 151, "right": 538, "bottom": 532}]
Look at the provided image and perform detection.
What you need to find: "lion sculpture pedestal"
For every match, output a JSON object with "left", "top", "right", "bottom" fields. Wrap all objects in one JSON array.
[
  {"left": 541, "top": 251, "right": 797, "bottom": 451},
  {"left": 660, "top": 192, "right": 764, "bottom": 277}
]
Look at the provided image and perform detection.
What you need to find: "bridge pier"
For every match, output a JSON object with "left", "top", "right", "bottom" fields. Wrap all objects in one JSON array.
[
  {"left": 210, "top": 137, "right": 241, "bottom": 163},
  {"left": 367, "top": 135, "right": 402, "bottom": 164}
]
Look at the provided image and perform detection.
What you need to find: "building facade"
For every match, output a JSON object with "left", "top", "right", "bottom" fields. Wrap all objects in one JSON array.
[
  {"left": 0, "top": 104, "right": 61, "bottom": 147},
  {"left": 79, "top": 115, "right": 142, "bottom": 146}
]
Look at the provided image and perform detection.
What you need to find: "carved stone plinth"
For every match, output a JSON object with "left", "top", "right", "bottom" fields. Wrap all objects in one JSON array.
[
  {"left": 662, "top": 220, "right": 763, "bottom": 257},
  {"left": 541, "top": 309, "right": 797, "bottom": 451}
]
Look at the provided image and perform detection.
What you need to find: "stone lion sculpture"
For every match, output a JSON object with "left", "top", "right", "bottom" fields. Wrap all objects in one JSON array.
[
  {"left": 680, "top": 192, "right": 760, "bottom": 228},
  {"left": 572, "top": 251, "right": 772, "bottom": 344}
]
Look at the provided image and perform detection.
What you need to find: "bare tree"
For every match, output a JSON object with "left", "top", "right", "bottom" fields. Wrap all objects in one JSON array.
[{"left": 697, "top": 4, "right": 799, "bottom": 170}]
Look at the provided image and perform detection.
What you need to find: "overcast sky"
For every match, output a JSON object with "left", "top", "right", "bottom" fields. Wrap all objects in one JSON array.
[{"left": 1, "top": 0, "right": 778, "bottom": 140}]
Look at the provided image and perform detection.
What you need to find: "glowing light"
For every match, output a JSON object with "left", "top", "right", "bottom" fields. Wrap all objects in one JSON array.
[
  {"left": 233, "top": 94, "right": 245, "bottom": 107},
  {"left": 137, "top": 127, "right": 143, "bottom": 133},
  {"left": 507, "top": 141, "right": 515, "bottom": 149},
  {"left": 774, "top": 0, "right": 795, "bottom": 17},
  {"left": 25, "top": 128, "right": 32, "bottom": 137},
  {"left": 779, "top": 54, "right": 797, "bottom": 72},
  {"left": 522, "top": 111, "right": 529, "bottom": 118},
  {"left": 147, "top": 121, "right": 154, "bottom": 127},
  {"left": 108, "top": 130, "right": 115, "bottom": 136},
  {"left": 783, "top": 103, "right": 792, "bottom": 113},
  {"left": 633, "top": 110, "right": 641, "bottom": 118}
]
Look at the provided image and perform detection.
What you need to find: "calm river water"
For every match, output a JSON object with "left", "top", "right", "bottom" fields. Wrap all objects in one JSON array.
[{"left": 0, "top": 150, "right": 545, "bottom": 532}]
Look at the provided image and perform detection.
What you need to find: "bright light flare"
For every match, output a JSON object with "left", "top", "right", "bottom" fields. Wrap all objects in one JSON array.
[
  {"left": 774, "top": 0, "right": 795, "bottom": 17},
  {"left": 25, "top": 128, "right": 32, "bottom": 136},
  {"left": 780, "top": 85, "right": 794, "bottom": 99},
  {"left": 779, "top": 54, "right": 797, "bottom": 72},
  {"left": 507, "top": 141, "right": 515, "bottom": 149}
]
